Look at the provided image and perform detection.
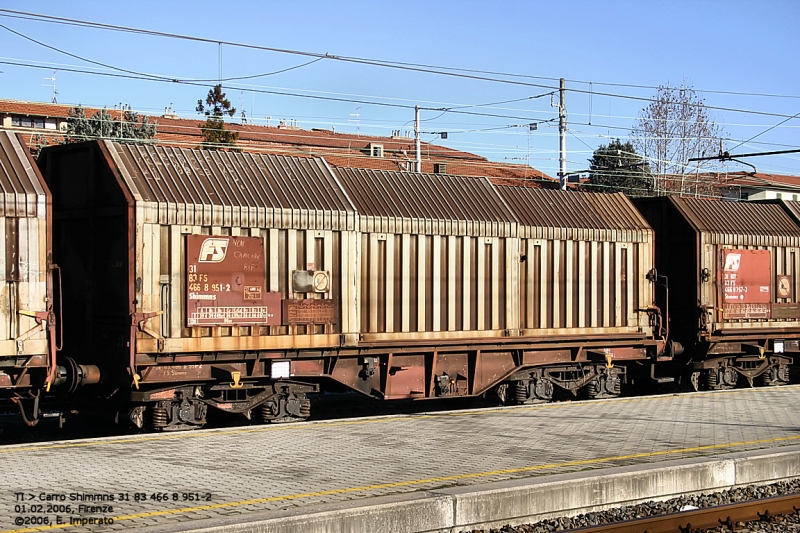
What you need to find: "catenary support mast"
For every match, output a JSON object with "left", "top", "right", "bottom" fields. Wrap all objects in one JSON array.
[
  {"left": 415, "top": 105, "right": 422, "bottom": 172},
  {"left": 559, "top": 78, "right": 567, "bottom": 190}
]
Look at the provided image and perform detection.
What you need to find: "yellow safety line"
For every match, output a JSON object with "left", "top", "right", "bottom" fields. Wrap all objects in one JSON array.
[
  {"left": 3, "top": 432, "right": 800, "bottom": 533},
  {"left": 0, "top": 385, "right": 794, "bottom": 454}
]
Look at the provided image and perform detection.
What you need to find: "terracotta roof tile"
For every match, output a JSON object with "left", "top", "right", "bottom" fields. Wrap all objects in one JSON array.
[{"left": 1, "top": 98, "right": 553, "bottom": 185}]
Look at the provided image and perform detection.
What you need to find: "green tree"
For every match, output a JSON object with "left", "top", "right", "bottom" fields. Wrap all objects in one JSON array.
[
  {"left": 586, "top": 139, "right": 652, "bottom": 196},
  {"left": 30, "top": 134, "right": 50, "bottom": 159},
  {"left": 65, "top": 105, "right": 156, "bottom": 143},
  {"left": 65, "top": 105, "right": 93, "bottom": 142},
  {"left": 118, "top": 110, "right": 156, "bottom": 140},
  {"left": 196, "top": 84, "right": 239, "bottom": 147}
]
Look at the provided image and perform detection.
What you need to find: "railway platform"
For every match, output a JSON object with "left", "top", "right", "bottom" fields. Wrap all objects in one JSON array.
[{"left": 2, "top": 386, "right": 800, "bottom": 533}]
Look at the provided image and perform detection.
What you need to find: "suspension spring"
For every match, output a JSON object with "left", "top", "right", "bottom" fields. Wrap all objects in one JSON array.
[
  {"left": 706, "top": 369, "right": 719, "bottom": 389},
  {"left": 299, "top": 398, "right": 311, "bottom": 418},
  {"left": 515, "top": 381, "right": 528, "bottom": 403},
  {"left": 151, "top": 407, "right": 168, "bottom": 429}
]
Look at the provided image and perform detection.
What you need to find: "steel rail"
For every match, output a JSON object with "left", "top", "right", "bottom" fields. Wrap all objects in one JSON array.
[{"left": 570, "top": 493, "right": 800, "bottom": 532}]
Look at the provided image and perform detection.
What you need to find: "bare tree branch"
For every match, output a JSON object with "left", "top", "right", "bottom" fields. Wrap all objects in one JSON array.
[{"left": 631, "top": 82, "right": 725, "bottom": 196}]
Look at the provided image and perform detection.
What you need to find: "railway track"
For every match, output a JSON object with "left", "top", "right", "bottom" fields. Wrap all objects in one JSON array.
[
  {"left": 573, "top": 493, "right": 800, "bottom": 532},
  {"left": 467, "top": 493, "right": 800, "bottom": 533}
]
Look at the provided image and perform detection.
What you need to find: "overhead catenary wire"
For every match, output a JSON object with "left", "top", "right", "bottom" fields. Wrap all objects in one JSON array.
[
  {"left": 0, "top": 59, "right": 559, "bottom": 123},
  {"left": 5, "top": 54, "right": 797, "bottom": 174},
  {"left": 1, "top": 47, "right": 797, "bottom": 140},
  {"left": 728, "top": 111, "right": 800, "bottom": 152},
  {"left": 2, "top": 10, "right": 797, "bottom": 177},
  {"left": 0, "top": 24, "right": 327, "bottom": 83},
  {"left": 2, "top": 8, "right": 800, "bottom": 103},
  {"left": 0, "top": 9, "right": 797, "bottom": 119}
]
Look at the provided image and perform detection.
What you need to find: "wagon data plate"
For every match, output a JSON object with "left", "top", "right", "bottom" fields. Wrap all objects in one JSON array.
[
  {"left": 720, "top": 249, "right": 772, "bottom": 319},
  {"left": 186, "top": 235, "right": 280, "bottom": 326}
]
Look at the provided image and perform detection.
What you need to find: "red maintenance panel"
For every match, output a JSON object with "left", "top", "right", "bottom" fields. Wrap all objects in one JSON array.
[
  {"left": 720, "top": 249, "right": 771, "bottom": 319},
  {"left": 185, "top": 235, "right": 280, "bottom": 327}
]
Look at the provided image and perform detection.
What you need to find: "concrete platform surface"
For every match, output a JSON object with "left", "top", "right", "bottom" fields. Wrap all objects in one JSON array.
[{"left": 1, "top": 386, "right": 799, "bottom": 533}]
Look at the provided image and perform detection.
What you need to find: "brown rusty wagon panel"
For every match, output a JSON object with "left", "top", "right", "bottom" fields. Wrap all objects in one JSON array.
[
  {"left": 0, "top": 132, "right": 52, "bottom": 400},
  {"left": 100, "top": 143, "right": 360, "bottom": 360},
  {"left": 334, "top": 168, "right": 519, "bottom": 343},
  {"left": 498, "top": 187, "right": 655, "bottom": 339}
]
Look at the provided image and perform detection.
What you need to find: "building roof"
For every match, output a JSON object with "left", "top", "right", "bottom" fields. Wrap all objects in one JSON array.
[
  {"left": 0, "top": 98, "right": 554, "bottom": 186},
  {"left": 708, "top": 171, "right": 800, "bottom": 191}
]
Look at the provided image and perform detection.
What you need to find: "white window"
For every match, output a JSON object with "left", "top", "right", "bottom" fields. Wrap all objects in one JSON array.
[
  {"left": 10, "top": 115, "right": 54, "bottom": 129},
  {"left": 369, "top": 143, "right": 384, "bottom": 157}
]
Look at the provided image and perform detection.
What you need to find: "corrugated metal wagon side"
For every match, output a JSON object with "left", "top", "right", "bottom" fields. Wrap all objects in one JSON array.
[
  {"left": 335, "top": 168, "right": 519, "bottom": 341},
  {"left": 0, "top": 131, "right": 57, "bottom": 425},
  {"left": 634, "top": 196, "right": 800, "bottom": 390},
  {"left": 327, "top": 168, "right": 521, "bottom": 400},
  {"left": 301, "top": 173, "right": 665, "bottom": 403},
  {"left": 38, "top": 140, "right": 358, "bottom": 430},
  {"left": 496, "top": 187, "right": 665, "bottom": 401}
]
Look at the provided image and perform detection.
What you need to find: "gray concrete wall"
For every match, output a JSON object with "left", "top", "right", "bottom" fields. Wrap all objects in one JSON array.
[{"left": 148, "top": 445, "right": 800, "bottom": 533}]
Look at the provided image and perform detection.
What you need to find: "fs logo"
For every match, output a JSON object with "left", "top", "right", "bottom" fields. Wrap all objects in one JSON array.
[
  {"left": 198, "top": 238, "right": 229, "bottom": 263},
  {"left": 723, "top": 252, "right": 742, "bottom": 272}
]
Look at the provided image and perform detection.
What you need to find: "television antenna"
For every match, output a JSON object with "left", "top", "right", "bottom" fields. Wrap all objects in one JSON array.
[
  {"left": 239, "top": 91, "right": 247, "bottom": 124},
  {"left": 42, "top": 71, "right": 58, "bottom": 103},
  {"left": 349, "top": 107, "right": 361, "bottom": 136}
]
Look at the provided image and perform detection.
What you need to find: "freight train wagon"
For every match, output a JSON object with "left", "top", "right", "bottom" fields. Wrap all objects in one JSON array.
[
  {"left": 494, "top": 185, "right": 670, "bottom": 400},
  {"left": 333, "top": 169, "right": 665, "bottom": 404},
  {"left": 633, "top": 196, "right": 800, "bottom": 389},
  {"left": 37, "top": 140, "right": 358, "bottom": 430},
  {"left": 0, "top": 131, "right": 56, "bottom": 426},
  {"left": 37, "top": 140, "right": 668, "bottom": 430}
]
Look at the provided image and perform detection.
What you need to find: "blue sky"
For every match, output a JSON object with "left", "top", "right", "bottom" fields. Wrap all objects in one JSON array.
[{"left": 0, "top": 0, "right": 798, "bottom": 177}]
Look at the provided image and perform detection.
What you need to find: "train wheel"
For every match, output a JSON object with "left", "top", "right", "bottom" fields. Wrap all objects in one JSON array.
[
  {"left": 758, "top": 364, "right": 790, "bottom": 387},
  {"left": 260, "top": 391, "right": 311, "bottom": 424},
  {"left": 705, "top": 366, "right": 738, "bottom": 391},
  {"left": 586, "top": 367, "right": 622, "bottom": 399},
  {"left": 512, "top": 378, "right": 554, "bottom": 404},
  {"left": 149, "top": 398, "right": 207, "bottom": 431}
]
